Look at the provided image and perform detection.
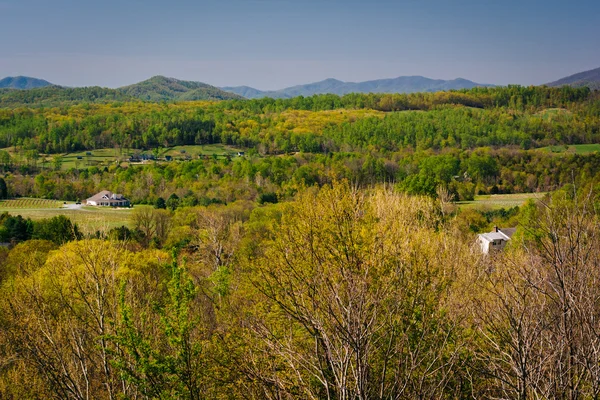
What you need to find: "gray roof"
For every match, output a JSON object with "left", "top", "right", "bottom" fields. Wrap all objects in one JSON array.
[
  {"left": 86, "top": 190, "right": 128, "bottom": 203},
  {"left": 479, "top": 231, "right": 511, "bottom": 242},
  {"left": 478, "top": 228, "right": 516, "bottom": 243}
]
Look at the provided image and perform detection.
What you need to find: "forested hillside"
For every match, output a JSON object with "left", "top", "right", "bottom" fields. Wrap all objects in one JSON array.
[
  {"left": 547, "top": 66, "right": 600, "bottom": 90},
  {"left": 119, "top": 76, "right": 243, "bottom": 101},
  {"left": 0, "top": 85, "right": 598, "bottom": 200},
  {"left": 0, "top": 86, "right": 135, "bottom": 107}
]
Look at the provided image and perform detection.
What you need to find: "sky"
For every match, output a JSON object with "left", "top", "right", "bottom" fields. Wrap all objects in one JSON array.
[{"left": 0, "top": 0, "right": 599, "bottom": 90}]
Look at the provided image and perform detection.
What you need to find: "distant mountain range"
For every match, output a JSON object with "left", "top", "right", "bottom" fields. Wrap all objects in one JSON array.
[
  {"left": 0, "top": 76, "right": 53, "bottom": 90},
  {"left": 1, "top": 66, "right": 599, "bottom": 107},
  {"left": 222, "top": 76, "right": 495, "bottom": 99},
  {"left": 546, "top": 67, "right": 600, "bottom": 90}
]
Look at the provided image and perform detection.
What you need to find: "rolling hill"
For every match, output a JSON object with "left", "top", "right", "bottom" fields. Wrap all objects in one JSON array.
[
  {"left": 546, "top": 67, "right": 600, "bottom": 90},
  {"left": 0, "top": 76, "right": 53, "bottom": 89},
  {"left": 119, "top": 76, "right": 243, "bottom": 101},
  {"left": 0, "top": 76, "right": 243, "bottom": 107},
  {"left": 0, "top": 86, "right": 134, "bottom": 107},
  {"left": 222, "top": 76, "right": 494, "bottom": 99}
]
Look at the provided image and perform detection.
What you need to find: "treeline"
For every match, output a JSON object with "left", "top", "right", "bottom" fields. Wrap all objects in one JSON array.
[
  {"left": 1, "top": 182, "right": 600, "bottom": 398},
  {"left": 0, "top": 85, "right": 597, "bottom": 154},
  {"left": 0, "top": 86, "right": 135, "bottom": 108},
  {"left": 0, "top": 213, "right": 80, "bottom": 245}
]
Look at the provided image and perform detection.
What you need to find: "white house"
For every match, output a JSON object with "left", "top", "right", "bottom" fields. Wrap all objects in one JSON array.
[
  {"left": 86, "top": 190, "right": 130, "bottom": 207},
  {"left": 478, "top": 227, "right": 516, "bottom": 254}
]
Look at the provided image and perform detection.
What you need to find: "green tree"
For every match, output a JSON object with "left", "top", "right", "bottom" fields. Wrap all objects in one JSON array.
[
  {"left": 32, "top": 215, "right": 81, "bottom": 244},
  {"left": 247, "top": 182, "right": 473, "bottom": 398},
  {"left": 52, "top": 155, "right": 63, "bottom": 171},
  {"left": 166, "top": 193, "right": 180, "bottom": 211},
  {"left": 110, "top": 251, "right": 204, "bottom": 399},
  {"left": 154, "top": 197, "right": 166, "bottom": 209},
  {"left": 0, "top": 177, "right": 8, "bottom": 199}
]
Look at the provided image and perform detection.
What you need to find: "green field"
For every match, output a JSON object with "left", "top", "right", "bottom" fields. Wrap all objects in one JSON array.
[
  {"left": 541, "top": 144, "right": 600, "bottom": 155},
  {"left": 457, "top": 192, "right": 546, "bottom": 210},
  {"left": 59, "top": 148, "right": 123, "bottom": 170},
  {"left": 162, "top": 144, "right": 243, "bottom": 158},
  {"left": 0, "top": 200, "right": 142, "bottom": 233}
]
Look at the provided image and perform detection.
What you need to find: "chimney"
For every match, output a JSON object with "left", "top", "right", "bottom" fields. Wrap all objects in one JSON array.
[{"left": 494, "top": 226, "right": 499, "bottom": 232}]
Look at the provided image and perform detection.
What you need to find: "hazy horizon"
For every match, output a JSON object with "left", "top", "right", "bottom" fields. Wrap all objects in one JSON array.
[{"left": 1, "top": 0, "right": 599, "bottom": 90}]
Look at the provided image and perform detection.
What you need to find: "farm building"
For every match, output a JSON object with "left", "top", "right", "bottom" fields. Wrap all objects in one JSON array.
[
  {"left": 477, "top": 227, "right": 516, "bottom": 254},
  {"left": 86, "top": 190, "right": 130, "bottom": 207}
]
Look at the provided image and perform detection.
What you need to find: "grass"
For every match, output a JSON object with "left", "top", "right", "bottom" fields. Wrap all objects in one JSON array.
[
  {"left": 59, "top": 148, "right": 122, "bottom": 170},
  {"left": 457, "top": 192, "right": 547, "bottom": 210},
  {"left": 540, "top": 144, "right": 600, "bottom": 155},
  {"left": 162, "top": 144, "right": 243, "bottom": 158},
  {"left": 0, "top": 200, "right": 144, "bottom": 233}
]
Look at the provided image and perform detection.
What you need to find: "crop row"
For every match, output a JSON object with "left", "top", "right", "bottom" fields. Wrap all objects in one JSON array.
[{"left": 0, "top": 199, "right": 62, "bottom": 209}]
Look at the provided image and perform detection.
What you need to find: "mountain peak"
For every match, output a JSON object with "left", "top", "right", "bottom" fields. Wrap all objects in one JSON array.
[
  {"left": 119, "top": 76, "right": 243, "bottom": 101},
  {"left": 320, "top": 78, "right": 344, "bottom": 84},
  {"left": 547, "top": 66, "right": 600, "bottom": 90},
  {"left": 0, "top": 76, "right": 53, "bottom": 90}
]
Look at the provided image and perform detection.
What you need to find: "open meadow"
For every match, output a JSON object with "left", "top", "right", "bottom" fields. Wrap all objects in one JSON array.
[
  {"left": 540, "top": 143, "right": 600, "bottom": 155},
  {"left": 456, "top": 192, "right": 547, "bottom": 210}
]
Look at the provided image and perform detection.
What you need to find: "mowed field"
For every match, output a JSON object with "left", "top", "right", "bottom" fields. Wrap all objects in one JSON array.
[
  {"left": 540, "top": 144, "right": 600, "bottom": 155},
  {"left": 457, "top": 192, "right": 547, "bottom": 210},
  {"left": 161, "top": 144, "right": 243, "bottom": 158},
  {"left": 0, "top": 198, "right": 141, "bottom": 233},
  {"left": 60, "top": 148, "right": 123, "bottom": 170}
]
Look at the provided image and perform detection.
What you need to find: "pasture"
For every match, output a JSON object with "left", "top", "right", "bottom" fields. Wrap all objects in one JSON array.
[
  {"left": 60, "top": 148, "right": 123, "bottom": 170},
  {"left": 162, "top": 144, "right": 243, "bottom": 159},
  {"left": 541, "top": 144, "right": 600, "bottom": 155},
  {"left": 457, "top": 192, "right": 547, "bottom": 210}
]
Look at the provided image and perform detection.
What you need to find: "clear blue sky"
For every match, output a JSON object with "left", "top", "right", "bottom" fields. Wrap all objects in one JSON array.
[{"left": 1, "top": 0, "right": 599, "bottom": 89}]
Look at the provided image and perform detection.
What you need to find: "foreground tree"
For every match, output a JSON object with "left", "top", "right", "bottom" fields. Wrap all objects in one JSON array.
[
  {"left": 241, "top": 182, "right": 476, "bottom": 399},
  {"left": 1, "top": 240, "right": 170, "bottom": 399},
  {"left": 474, "top": 188, "right": 600, "bottom": 399}
]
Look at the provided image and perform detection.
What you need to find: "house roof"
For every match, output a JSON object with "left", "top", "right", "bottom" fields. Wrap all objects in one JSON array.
[
  {"left": 478, "top": 230, "right": 512, "bottom": 243},
  {"left": 86, "top": 190, "right": 128, "bottom": 203},
  {"left": 479, "top": 232, "right": 509, "bottom": 242}
]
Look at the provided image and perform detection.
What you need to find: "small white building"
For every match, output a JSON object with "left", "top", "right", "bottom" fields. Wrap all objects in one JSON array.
[
  {"left": 478, "top": 227, "right": 516, "bottom": 254},
  {"left": 86, "top": 190, "right": 130, "bottom": 207}
]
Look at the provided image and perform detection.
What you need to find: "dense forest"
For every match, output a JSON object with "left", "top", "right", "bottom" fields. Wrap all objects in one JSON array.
[
  {"left": 0, "top": 85, "right": 599, "bottom": 202},
  {"left": 1, "top": 86, "right": 596, "bottom": 153},
  {"left": 1, "top": 85, "right": 600, "bottom": 398}
]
